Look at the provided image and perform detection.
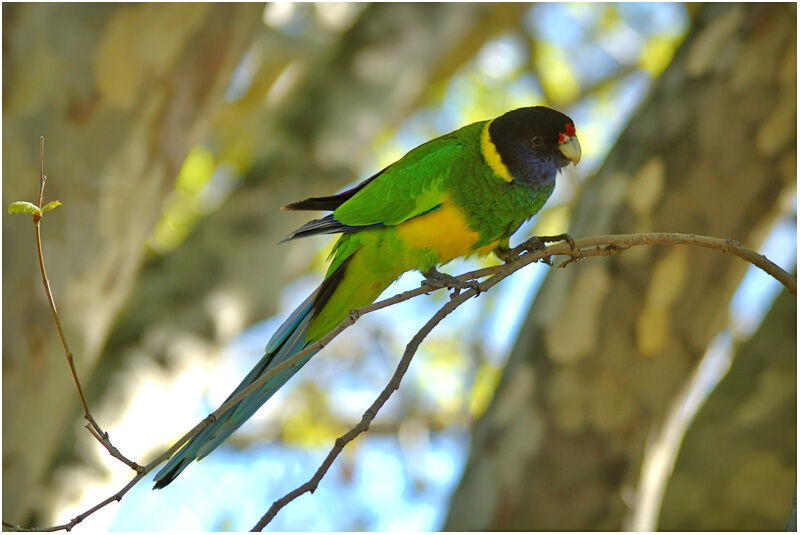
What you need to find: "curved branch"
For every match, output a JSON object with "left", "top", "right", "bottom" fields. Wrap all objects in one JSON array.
[
  {"left": 558, "top": 233, "right": 796, "bottom": 295},
  {"left": 247, "top": 232, "right": 795, "bottom": 531},
  {"left": 4, "top": 232, "right": 794, "bottom": 532}
]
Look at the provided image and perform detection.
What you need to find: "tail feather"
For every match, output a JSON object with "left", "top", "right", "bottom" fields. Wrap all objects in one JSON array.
[
  {"left": 197, "top": 321, "right": 315, "bottom": 460},
  {"left": 153, "top": 322, "right": 317, "bottom": 489},
  {"left": 153, "top": 256, "right": 355, "bottom": 489},
  {"left": 265, "top": 292, "right": 315, "bottom": 354},
  {"left": 223, "top": 315, "right": 312, "bottom": 441}
]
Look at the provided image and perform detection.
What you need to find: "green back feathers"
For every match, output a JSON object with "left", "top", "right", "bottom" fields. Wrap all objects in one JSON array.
[{"left": 333, "top": 132, "right": 475, "bottom": 227}]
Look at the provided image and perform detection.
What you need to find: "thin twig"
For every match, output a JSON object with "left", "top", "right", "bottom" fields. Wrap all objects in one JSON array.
[
  {"left": 5, "top": 230, "right": 794, "bottom": 532},
  {"left": 552, "top": 234, "right": 795, "bottom": 295},
  {"left": 32, "top": 137, "right": 142, "bottom": 473}
]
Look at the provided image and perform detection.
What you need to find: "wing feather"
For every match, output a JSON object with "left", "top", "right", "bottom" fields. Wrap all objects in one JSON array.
[
  {"left": 334, "top": 136, "right": 465, "bottom": 226},
  {"left": 283, "top": 134, "right": 469, "bottom": 240}
]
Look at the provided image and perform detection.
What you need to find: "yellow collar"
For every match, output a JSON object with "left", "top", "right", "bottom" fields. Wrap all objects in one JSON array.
[{"left": 480, "top": 121, "right": 513, "bottom": 182}]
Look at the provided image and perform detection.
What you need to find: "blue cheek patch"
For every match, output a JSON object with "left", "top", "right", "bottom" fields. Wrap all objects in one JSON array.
[{"left": 514, "top": 154, "right": 559, "bottom": 187}]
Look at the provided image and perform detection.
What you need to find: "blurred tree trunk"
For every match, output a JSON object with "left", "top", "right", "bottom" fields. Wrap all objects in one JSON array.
[
  {"left": 658, "top": 288, "right": 796, "bottom": 530},
  {"left": 2, "top": 3, "right": 262, "bottom": 523},
  {"left": 445, "top": 3, "right": 795, "bottom": 530}
]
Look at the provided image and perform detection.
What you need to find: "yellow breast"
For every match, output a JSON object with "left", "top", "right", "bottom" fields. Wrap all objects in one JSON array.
[{"left": 396, "top": 201, "right": 489, "bottom": 264}]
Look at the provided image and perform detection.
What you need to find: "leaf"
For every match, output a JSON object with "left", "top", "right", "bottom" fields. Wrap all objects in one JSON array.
[
  {"left": 8, "top": 201, "right": 41, "bottom": 215},
  {"left": 42, "top": 200, "right": 63, "bottom": 212}
]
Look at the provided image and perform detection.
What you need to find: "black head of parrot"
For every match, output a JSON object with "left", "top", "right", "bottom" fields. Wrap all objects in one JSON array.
[{"left": 489, "top": 106, "right": 581, "bottom": 186}]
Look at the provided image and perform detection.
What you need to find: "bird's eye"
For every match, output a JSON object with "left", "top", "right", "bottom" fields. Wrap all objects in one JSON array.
[{"left": 532, "top": 136, "right": 544, "bottom": 146}]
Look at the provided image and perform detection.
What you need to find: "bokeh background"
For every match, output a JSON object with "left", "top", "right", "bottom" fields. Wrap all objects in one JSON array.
[{"left": 3, "top": 3, "right": 796, "bottom": 531}]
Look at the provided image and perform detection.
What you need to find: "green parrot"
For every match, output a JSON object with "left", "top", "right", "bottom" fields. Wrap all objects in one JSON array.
[{"left": 154, "top": 105, "right": 581, "bottom": 488}]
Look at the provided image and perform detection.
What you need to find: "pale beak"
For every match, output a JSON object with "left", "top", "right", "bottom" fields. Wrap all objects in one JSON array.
[{"left": 559, "top": 136, "right": 581, "bottom": 166}]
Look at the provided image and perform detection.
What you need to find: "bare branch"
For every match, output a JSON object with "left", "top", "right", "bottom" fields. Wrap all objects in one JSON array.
[
  {"left": 30, "top": 138, "right": 142, "bottom": 473},
  {"left": 251, "top": 277, "right": 487, "bottom": 531},
  {"left": 554, "top": 234, "right": 795, "bottom": 295},
  {"left": 4, "top": 229, "right": 794, "bottom": 532},
  {"left": 248, "top": 232, "right": 795, "bottom": 531}
]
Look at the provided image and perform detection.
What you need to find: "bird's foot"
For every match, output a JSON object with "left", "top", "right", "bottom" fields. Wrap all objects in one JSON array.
[
  {"left": 493, "top": 244, "right": 515, "bottom": 263},
  {"left": 539, "top": 233, "right": 576, "bottom": 251},
  {"left": 422, "top": 267, "right": 481, "bottom": 295},
  {"left": 501, "top": 233, "right": 576, "bottom": 264},
  {"left": 518, "top": 233, "right": 575, "bottom": 253}
]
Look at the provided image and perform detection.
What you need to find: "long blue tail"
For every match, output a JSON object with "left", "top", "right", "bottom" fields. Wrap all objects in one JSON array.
[{"left": 153, "top": 290, "right": 321, "bottom": 488}]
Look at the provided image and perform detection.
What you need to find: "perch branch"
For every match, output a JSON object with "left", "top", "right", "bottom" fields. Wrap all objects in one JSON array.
[
  {"left": 4, "top": 229, "right": 794, "bottom": 532},
  {"left": 247, "top": 231, "right": 795, "bottom": 530}
]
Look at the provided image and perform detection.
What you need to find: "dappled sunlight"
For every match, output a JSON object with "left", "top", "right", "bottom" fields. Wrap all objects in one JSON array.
[
  {"left": 13, "top": 3, "right": 790, "bottom": 532},
  {"left": 50, "top": 3, "right": 696, "bottom": 530}
]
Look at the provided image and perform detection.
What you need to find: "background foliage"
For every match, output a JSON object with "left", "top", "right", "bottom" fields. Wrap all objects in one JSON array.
[{"left": 3, "top": 3, "right": 795, "bottom": 531}]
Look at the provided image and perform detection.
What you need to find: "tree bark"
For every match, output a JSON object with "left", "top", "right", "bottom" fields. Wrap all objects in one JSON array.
[
  {"left": 445, "top": 3, "right": 796, "bottom": 530},
  {"left": 2, "top": 3, "right": 262, "bottom": 522},
  {"left": 658, "top": 288, "right": 796, "bottom": 530}
]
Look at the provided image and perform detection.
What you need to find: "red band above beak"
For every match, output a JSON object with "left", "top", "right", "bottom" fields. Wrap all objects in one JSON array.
[{"left": 559, "top": 123, "right": 576, "bottom": 145}]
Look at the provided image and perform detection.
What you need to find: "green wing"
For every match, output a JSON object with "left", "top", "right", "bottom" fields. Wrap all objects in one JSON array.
[
  {"left": 282, "top": 122, "right": 485, "bottom": 242},
  {"left": 333, "top": 134, "right": 469, "bottom": 227}
]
